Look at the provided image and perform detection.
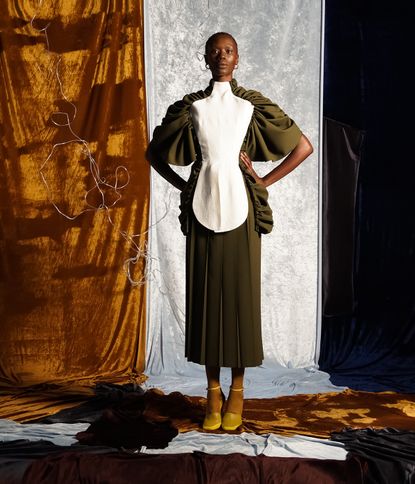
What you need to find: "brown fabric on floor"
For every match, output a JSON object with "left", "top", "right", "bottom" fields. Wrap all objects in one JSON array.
[
  {"left": 0, "top": 1, "right": 149, "bottom": 387},
  {"left": 69, "top": 389, "right": 415, "bottom": 444},
  {"left": 138, "top": 389, "right": 415, "bottom": 438},
  {"left": 3, "top": 388, "right": 415, "bottom": 440},
  {"left": 0, "top": 378, "right": 146, "bottom": 423},
  {"left": 238, "top": 389, "right": 415, "bottom": 438},
  {"left": 0, "top": 385, "right": 94, "bottom": 423},
  {"left": 127, "top": 389, "right": 415, "bottom": 438},
  {"left": 21, "top": 451, "right": 365, "bottom": 484}
]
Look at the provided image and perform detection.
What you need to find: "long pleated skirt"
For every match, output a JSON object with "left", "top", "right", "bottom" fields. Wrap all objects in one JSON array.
[{"left": 185, "top": 182, "right": 264, "bottom": 368}]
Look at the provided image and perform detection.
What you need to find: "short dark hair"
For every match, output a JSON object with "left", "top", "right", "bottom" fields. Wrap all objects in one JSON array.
[{"left": 205, "top": 32, "right": 238, "bottom": 54}]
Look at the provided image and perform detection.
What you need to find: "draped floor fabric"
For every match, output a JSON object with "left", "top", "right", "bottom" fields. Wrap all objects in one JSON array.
[
  {"left": 0, "top": 1, "right": 149, "bottom": 388},
  {"left": 4, "top": 387, "right": 413, "bottom": 439},
  {"left": 1, "top": 386, "right": 414, "bottom": 482},
  {"left": 20, "top": 451, "right": 365, "bottom": 484}
]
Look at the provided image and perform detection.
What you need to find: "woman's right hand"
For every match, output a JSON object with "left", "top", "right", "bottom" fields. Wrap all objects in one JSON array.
[{"left": 239, "top": 151, "right": 266, "bottom": 186}]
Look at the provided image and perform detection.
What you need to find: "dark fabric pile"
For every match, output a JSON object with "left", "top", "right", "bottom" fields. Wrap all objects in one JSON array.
[{"left": 332, "top": 428, "right": 415, "bottom": 484}]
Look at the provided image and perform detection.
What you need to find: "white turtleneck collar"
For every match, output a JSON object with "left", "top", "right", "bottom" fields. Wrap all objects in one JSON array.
[{"left": 211, "top": 80, "right": 232, "bottom": 94}]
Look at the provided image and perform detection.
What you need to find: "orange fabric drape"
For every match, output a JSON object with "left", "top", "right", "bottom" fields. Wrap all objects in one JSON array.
[
  {"left": 120, "top": 389, "right": 415, "bottom": 438},
  {"left": 0, "top": 1, "right": 149, "bottom": 390}
]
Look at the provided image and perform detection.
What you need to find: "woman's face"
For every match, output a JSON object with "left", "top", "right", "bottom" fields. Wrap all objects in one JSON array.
[{"left": 205, "top": 35, "right": 239, "bottom": 81}]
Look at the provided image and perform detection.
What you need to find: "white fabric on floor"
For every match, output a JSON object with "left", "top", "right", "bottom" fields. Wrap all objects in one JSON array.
[
  {"left": 143, "top": 365, "right": 345, "bottom": 398},
  {"left": 0, "top": 419, "right": 89, "bottom": 446},
  {"left": 142, "top": 431, "right": 347, "bottom": 460},
  {"left": 0, "top": 419, "right": 346, "bottom": 460},
  {"left": 144, "top": 0, "right": 323, "bottom": 379}
]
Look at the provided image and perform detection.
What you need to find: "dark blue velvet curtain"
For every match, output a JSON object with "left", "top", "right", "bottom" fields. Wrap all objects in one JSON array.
[{"left": 319, "top": 0, "right": 415, "bottom": 391}]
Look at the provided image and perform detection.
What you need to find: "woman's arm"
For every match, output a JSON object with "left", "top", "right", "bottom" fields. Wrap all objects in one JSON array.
[
  {"left": 147, "top": 149, "right": 188, "bottom": 191},
  {"left": 240, "top": 133, "right": 314, "bottom": 187}
]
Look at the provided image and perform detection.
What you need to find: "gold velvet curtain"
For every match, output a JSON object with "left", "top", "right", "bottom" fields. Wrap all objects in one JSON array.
[{"left": 0, "top": 1, "right": 149, "bottom": 389}]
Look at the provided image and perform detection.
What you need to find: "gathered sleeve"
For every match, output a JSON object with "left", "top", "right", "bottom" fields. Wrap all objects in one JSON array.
[
  {"left": 237, "top": 88, "right": 303, "bottom": 162},
  {"left": 147, "top": 91, "right": 204, "bottom": 167}
]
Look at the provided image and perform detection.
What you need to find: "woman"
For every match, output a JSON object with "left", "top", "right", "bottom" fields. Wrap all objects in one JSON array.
[{"left": 148, "top": 32, "right": 313, "bottom": 431}]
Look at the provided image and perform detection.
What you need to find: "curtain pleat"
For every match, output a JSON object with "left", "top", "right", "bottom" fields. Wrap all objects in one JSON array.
[
  {"left": 0, "top": 0, "right": 149, "bottom": 389},
  {"left": 322, "top": 117, "right": 364, "bottom": 315}
]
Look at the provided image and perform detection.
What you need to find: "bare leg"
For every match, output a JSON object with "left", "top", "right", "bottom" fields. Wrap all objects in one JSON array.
[
  {"left": 226, "top": 367, "right": 245, "bottom": 415},
  {"left": 205, "top": 365, "right": 222, "bottom": 413}
]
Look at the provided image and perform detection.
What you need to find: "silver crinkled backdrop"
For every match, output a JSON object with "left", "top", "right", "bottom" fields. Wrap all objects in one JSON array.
[{"left": 144, "top": 0, "right": 336, "bottom": 396}]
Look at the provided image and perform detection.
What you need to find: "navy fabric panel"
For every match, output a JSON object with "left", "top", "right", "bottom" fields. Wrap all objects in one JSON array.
[{"left": 320, "top": 0, "right": 415, "bottom": 392}]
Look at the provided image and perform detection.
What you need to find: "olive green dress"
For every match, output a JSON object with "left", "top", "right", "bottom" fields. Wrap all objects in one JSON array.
[{"left": 148, "top": 78, "right": 302, "bottom": 368}]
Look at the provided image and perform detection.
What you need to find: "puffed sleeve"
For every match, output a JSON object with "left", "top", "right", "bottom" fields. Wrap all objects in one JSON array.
[
  {"left": 147, "top": 91, "right": 203, "bottom": 166},
  {"left": 237, "top": 88, "right": 302, "bottom": 161}
]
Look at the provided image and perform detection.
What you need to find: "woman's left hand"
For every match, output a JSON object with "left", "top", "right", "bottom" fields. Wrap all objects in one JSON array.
[{"left": 239, "top": 151, "right": 266, "bottom": 186}]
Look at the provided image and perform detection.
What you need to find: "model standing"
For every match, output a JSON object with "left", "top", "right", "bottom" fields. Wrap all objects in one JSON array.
[{"left": 148, "top": 32, "right": 313, "bottom": 431}]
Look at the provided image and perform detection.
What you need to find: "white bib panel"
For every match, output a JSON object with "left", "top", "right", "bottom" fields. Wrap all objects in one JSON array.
[{"left": 191, "top": 81, "right": 254, "bottom": 232}]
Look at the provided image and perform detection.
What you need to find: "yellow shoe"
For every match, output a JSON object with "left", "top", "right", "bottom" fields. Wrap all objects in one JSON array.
[
  {"left": 221, "top": 386, "right": 243, "bottom": 431},
  {"left": 202, "top": 385, "right": 225, "bottom": 431}
]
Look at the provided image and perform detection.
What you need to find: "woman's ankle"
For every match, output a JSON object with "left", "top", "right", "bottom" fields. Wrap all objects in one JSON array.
[
  {"left": 206, "top": 386, "right": 223, "bottom": 413},
  {"left": 225, "top": 386, "right": 244, "bottom": 414}
]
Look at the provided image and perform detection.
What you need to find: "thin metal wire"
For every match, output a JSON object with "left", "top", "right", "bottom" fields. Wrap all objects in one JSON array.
[{"left": 30, "top": 0, "right": 168, "bottom": 286}]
